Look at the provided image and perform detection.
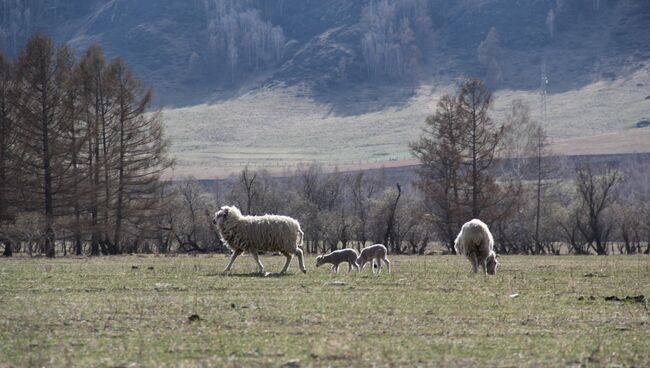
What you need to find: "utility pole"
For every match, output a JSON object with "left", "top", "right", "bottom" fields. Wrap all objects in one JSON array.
[{"left": 535, "top": 60, "right": 549, "bottom": 252}]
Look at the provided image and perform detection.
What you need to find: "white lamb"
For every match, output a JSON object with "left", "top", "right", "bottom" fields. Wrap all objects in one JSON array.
[
  {"left": 454, "top": 219, "right": 499, "bottom": 275},
  {"left": 357, "top": 244, "right": 391, "bottom": 274},
  {"left": 315, "top": 248, "right": 360, "bottom": 273},
  {"left": 213, "top": 206, "right": 306, "bottom": 274}
]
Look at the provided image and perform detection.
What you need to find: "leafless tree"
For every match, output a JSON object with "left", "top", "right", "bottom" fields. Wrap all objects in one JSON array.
[
  {"left": 348, "top": 171, "right": 379, "bottom": 250},
  {"left": 167, "top": 178, "right": 220, "bottom": 253},
  {"left": 410, "top": 94, "right": 464, "bottom": 252},
  {"left": 76, "top": 45, "right": 111, "bottom": 255},
  {"left": 575, "top": 165, "right": 620, "bottom": 255},
  {"left": 13, "top": 34, "right": 76, "bottom": 257},
  {"left": 360, "top": 0, "right": 433, "bottom": 78},
  {"left": 0, "top": 54, "right": 17, "bottom": 256}
]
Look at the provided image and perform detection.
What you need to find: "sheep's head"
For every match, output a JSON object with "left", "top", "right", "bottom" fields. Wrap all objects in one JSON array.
[
  {"left": 486, "top": 252, "right": 499, "bottom": 275},
  {"left": 355, "top": 257, "right": 364, "bottom": 269},
  {"left": 213, "top": 206, "right": 233, "bottom": 227},
  {"left": 315, "top": 255, "right": 325, "bottom": 267}
]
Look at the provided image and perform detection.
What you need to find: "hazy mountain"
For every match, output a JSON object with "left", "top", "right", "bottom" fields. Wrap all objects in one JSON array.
[
  {"left": 2, "top": 0, "right": 648, "bottom": 106},
  {"left": 2, "top": 0, "right": 649, "bottom": 178}
]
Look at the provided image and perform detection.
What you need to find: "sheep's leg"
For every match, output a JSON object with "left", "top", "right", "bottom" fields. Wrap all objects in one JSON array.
[
  {"left": 383, "top": 257, "right": 391, "bottom": 273},
  {"left": 330, "top": 265, "right": 336, "bottom": 273},
  {"left": 375, "top": 257, "right": 382, "bottom": 274},
  {"left": 223, "top": 249, "right": 243, "bottom": 274},
  {"left": 334, "top": 263, "right": 340, "bottom": 273},
  {"left": 470, "top": 253, "right": 479, "bottom": 273},
  {"left": 252, "top": 252, "right": 265, "bottom": 274},
  {"left": 280, "top": 252, "right": 293, "bottom": 274},
  {"left": 347, "top": 262, "right": 352, "bottom": 273},
  {"left": 353, "top": 261, "right": 360, "bottom": 272},
  {"left": 295, "top": 247, "right": 307, "bottom": 273}
]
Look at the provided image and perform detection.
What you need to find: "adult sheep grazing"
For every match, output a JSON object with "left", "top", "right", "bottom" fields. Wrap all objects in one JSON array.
[
  {"left": 315, "top": 248, "right": 360, "bottom": 273},
  {"left": 357, "top": 244, "right": 390, "bottom": 274},
  {"left": 454, "top": 219, "right": 499, "bottom": 275},
  {"left": 213, "top": 206, "right": 306, "bottom": 274}
]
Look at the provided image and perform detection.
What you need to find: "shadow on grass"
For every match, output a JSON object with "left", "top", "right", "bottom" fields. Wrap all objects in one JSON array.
[{"left": 204, "top": 271, "right": 296, "bottom": 278}]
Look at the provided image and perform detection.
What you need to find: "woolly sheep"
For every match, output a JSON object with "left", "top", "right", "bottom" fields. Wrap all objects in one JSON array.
[
  {"left": 454, "top": 219, "right": 499, "bottom": 275},
  {"left": 315, "top": 248, "right": 360, "bottom": 273},
  {"left": 357, "top": 244, "right": 391, "bottom": 274},
  {"left": 213, "top": 206, "right": 306, "bottom": 274}
]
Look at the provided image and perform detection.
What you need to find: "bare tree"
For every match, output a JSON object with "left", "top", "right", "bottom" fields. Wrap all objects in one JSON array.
[
  {"left": 349, "top": 171, "right": 379, "bottom": 250},
  {"left": 167, "top": 178, "right": 220, "bottom": 253},
  {"left": 0, "top": 54, "right": 16, "bottom": 256},
  {"left": 205, "top": 0, "right": 285, "bottom": 81},
  {"left": 575, "top": 166, "right": 620, "bottom": 255},
  {"left": 457, "top": 79, "right": 508, "bottom": 220},
  {"left": 383, "top": 183, "right": 401, "bottom": 252},
  {"left": 13, "top": 35, "right": 75, "bottom": 257},
  {"left": 76, "top": 45, "right": 111, "bottom": 255},
  {"left": 499, "top": 99, "right": 558, "bottom": 254},
  {"left": 105, "top": 57, "right": 172, "bottom": 253},
  {"left": 410, "top": 94, "right": 464, "bottom": 252},
  {"left": 239, "top": 166, "right": 257, "bottom": 215},
  {"left": 360, "top": 0, "right": 433, "bottom": 78}
]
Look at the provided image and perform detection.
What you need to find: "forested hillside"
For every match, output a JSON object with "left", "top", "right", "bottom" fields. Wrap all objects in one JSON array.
[{"left": 2, "top": 0, "right": 649, "bottom": 105}]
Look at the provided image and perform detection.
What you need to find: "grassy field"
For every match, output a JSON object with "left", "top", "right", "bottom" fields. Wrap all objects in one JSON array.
[{"left": 1, "top": 254, "right": 649, "bottom": 367}]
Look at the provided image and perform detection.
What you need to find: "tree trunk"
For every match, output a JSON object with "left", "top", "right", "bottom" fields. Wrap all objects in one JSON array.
[
  {"left": 384, "top": 183, "right": 401, "bottom": 251},
  {"left": 90, "top": 135, "right": 99, "bottom": 256},
  {"left": 534, "top": 147, "right": 542, "bottom": 254},
  {"left": 2, "top": 239, "right": 11, "bottom": 257},
  {"left": 113, "top": 107, "right": 126, "bottom": 254},
  {"left": 42, "top": 87, "right": 55, "bottom": 258}
]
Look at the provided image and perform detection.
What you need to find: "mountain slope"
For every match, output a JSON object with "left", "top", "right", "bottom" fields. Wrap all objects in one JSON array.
[
  {"left": 2, "top": 0, "right": 649, "bottom": 178},
  {"left": 3, "top": 1, "right": 649, "bottom": 105}
]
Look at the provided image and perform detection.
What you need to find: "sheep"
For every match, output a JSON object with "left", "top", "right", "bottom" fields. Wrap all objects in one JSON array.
[
  {"left": 454, "top": 219, "right": 499, "bottom": 275},
  {"left": 315, "top": 248, "right": 360, "bottom": 273},
  {"left": 357, "top": 244, "right": 390, "bottom": 274},
  {"left": 213, "top": 205, "right": 306, "bottom": 274}
]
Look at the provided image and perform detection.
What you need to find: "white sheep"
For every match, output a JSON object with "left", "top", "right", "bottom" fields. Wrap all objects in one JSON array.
[
  {"left": 357, "top": 244, "right": 391, "bottom": 274},
  {"left": 315, "top": 248, "right": 360, "bottom": 273},
  {"left": 213, "top": 206, "right": 306, "bottom": 274},
  {"left": 454, "top": 219, "right": 499, "bottom": 275}
]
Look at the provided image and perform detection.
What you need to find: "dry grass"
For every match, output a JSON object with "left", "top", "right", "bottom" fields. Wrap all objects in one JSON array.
[
  {"left": 1, "top": 254, "right": 649, "bottom": 367},
  {"left": 163, "top": 67, "right": 650, "bottom": 179}
]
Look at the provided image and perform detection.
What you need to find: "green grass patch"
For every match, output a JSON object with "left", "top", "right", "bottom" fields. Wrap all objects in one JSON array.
[{"left": 1, "top": 255, "right": 649, "bottom": 367}]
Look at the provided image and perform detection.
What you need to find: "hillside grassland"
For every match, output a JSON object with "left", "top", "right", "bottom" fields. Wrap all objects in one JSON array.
[
  {"left": 163, "top": 67, "right": 650, "bottom": 179},
  {"left": 1, "top": 255, "right": 649, "bottom": 367}
]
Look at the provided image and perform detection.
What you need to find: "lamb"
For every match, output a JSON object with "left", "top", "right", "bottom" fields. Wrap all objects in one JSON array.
[
  {"left": 454, "top": 219, "right": 499, "bottom": 275},
  {"left": 357, "top": 244, "right": 391, "bottom": 274},
  {"left": 213, "top": 205, "right": 306, "bottom": 274},
  {"left": 315, "top": 248, "right": 360, "bottom": 273}
]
